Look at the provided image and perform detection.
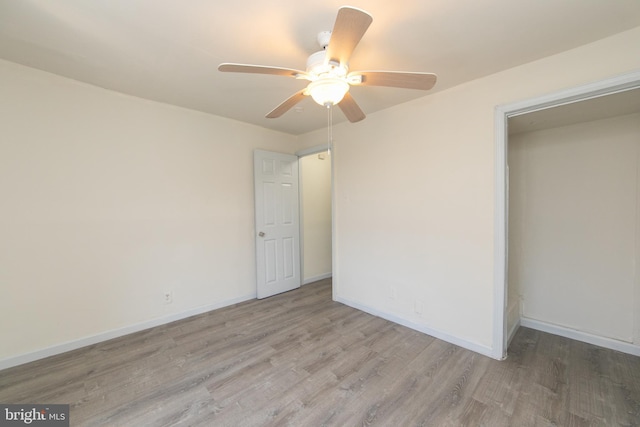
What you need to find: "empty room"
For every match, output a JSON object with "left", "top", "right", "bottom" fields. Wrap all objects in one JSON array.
[{"left": 1, "top": 1, "right": 640, "bottom": 425}]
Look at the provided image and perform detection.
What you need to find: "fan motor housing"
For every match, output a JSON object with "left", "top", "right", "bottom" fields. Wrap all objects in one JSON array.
[{"left": 306, "top": 50, "right": 347, "bottom": 77}]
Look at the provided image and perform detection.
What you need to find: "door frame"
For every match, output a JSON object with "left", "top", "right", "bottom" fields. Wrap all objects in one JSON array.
[
  {"left": 493, "top": 70, "right": 640, "bottom": 360},
  {"left": 296, "top": 145, "right": 335, "bottom": 295}
]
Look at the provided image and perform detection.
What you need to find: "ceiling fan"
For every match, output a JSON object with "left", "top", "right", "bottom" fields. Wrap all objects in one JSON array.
[{"left": 218, "top": 6, "right": 437, "bottom": 123}]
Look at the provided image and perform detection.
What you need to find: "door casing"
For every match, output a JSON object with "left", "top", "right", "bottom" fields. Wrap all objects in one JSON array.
[{"left": 493, "top": 70, "right": 640, "bottom": 360}]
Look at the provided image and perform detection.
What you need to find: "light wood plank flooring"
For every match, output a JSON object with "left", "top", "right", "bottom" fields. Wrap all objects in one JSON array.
[{"left": 1, "top": 279, "right": 639, "bottom": 426}]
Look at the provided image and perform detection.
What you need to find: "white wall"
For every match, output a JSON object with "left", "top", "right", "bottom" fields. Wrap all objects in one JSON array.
[
  {"left": 2, "top": 26, "right": 639, "bottom": 366},
  {"left": 508, "top": 113, "right": 640, "bottom": 344},
  {"left": 300, "top": 152, "right": 332, "bottom": 283},
  {"left": 299, "top": 27, "right": 640, "bottom": 356},
  {"left": 0, "top": 59, "right": 298, "bottom": 366}
]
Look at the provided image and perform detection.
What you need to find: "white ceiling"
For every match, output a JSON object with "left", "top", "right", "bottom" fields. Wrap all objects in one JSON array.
[{"left": 1, "top": 0, "right": 639, "bottom": 135}]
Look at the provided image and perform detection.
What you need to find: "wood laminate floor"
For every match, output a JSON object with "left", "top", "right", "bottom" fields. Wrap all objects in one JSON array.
[{"left": 1, "top": 279, "right": 639, "bottom": 426}]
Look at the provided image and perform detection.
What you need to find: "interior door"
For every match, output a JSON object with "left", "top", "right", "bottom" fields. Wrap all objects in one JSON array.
[{"left": 254, "top": 150, "right": 301, "bottom": 298}]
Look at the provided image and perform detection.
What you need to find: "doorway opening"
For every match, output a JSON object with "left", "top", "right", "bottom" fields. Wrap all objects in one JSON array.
[
  {"left": 296, "top": 145, "right": 334, "bottom": 288},
  {"left": 494, "top": 71, "right": 640, "bottom": 360}
]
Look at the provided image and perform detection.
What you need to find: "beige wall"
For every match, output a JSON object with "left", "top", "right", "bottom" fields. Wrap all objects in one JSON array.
[
  {"left": 0, "top": 59, "right": 298, "bottom": 364},
  {"left": 300, "top": 152, "right": 332, "bottom": 283},
  {"left": 509, "top": 113, "right": 640, "bottom": 344},
  {"left": 2, "top": 26, "right": 639, "bottom": 365},
  {"left": 299, "top": 27, "right": 640, "bottom": 355}
]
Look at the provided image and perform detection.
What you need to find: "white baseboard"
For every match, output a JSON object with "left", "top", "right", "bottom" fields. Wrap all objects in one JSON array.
[
  {"left": 507, "top": 318, "right": 521, "bottom": 347},
  {"left": 303, "top": 273, "right": 332, "bottom": 285},
  {"left": 0, "top": 292, "right": 257, "bottom": 371},
  {"left": 506, "top": 303, "right": 521, "bottom": 347},
  {"left": 334, "top": 296, "right": 498, "bottom": 360},
  {"left": 520, "top": 317, "right": 640, "bottom": 356}
]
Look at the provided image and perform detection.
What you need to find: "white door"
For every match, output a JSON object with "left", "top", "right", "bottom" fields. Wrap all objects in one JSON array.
[{"left": 254, "top": 150, "right": 301, "bottom": 298}]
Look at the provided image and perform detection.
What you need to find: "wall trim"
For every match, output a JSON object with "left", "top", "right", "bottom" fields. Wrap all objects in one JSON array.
[
  {"left": 0, "top": 292, "right": 257, "bottom": 371},
  {"left": 521, "top": 317, "right": 640, "bottom": 357},
  {"left": 335, "top": 296, "right": 496, "bottom": 360},
  {"left": 494, "top": 69, "right": 640, "bottom": 361},
  {"left": 507, "top": 318, "right": 521, "bottom": 347},
  {"left": 303, "top": 273, "right": 332, "bottom": 285}
]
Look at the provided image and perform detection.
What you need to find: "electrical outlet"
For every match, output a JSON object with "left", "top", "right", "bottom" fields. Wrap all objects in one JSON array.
[
  {"left": 164, "top": 291, "right": 173, "bottom": 304},
  {"left": 390, "top": 286, "right": 397, "bottom": 300}
]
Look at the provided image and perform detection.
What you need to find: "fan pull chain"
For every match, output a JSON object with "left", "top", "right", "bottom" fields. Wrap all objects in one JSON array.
[{"left": 327, "top": 104, "right": 333, "bottom": 156}]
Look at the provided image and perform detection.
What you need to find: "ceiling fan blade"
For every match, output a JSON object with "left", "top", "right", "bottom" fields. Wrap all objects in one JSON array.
[
  {"left": 266, "top": 89, "right": 308, "bottom": 118},
  {"left": 351, "top": 71, "right": 437, "bottom": 90},
  {"left": 218, "top": 63, "right": 309, "bottom": 79},
  {"left": 325, "top": 6, "right": 373, "bottom": 66},
  {"left": 338, "top": 92, "right": 366, "bottom": 123}
]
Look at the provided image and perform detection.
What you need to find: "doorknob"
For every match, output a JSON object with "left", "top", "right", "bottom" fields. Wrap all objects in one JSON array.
[{"left": 258, "top": 231, "right": 265, "bottom": 237}]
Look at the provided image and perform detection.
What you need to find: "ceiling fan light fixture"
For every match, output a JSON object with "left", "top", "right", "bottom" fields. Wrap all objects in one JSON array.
[
  {"left": 218, "top": 6, "right": 435, "bottom": 123},
  {"left": 307, "top": 77, "right": 349, "bottom": 106}
]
